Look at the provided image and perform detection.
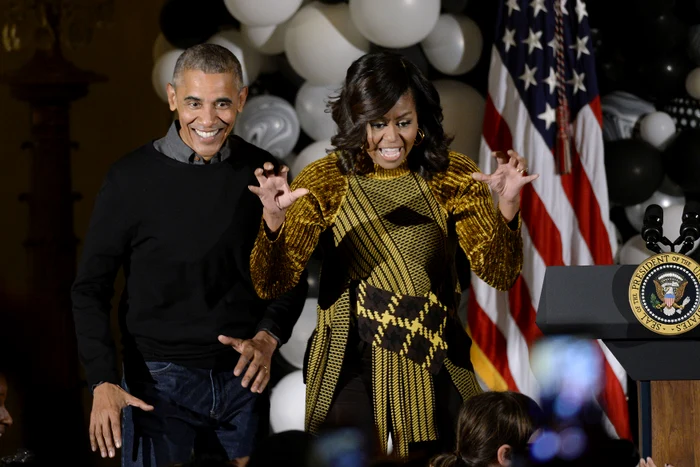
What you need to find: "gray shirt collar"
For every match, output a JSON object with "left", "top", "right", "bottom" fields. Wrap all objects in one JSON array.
[{"left": 153, "top": 120, "right": 231, "bottom": 165}]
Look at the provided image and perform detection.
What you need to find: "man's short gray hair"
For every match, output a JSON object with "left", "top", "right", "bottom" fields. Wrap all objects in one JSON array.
[{"left": 172, "top": 43, "right": 244, "bottom": 88}]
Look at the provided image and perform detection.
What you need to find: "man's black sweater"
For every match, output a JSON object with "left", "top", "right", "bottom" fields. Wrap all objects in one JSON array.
[{"left": 72, "top": 137, "right": 307, "bottom": 388}]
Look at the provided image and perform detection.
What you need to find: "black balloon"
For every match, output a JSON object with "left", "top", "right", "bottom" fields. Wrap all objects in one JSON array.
[
  {"left": 159, "top": 0, "right": 239, "bottom": 49},
  {"left": 604, "top": 139, "right": 665, "bottom": 206},
  {"left": 634, "top": 51, "right": 692, "bottom": 104},
  {"left": 663, "top": 128, "right": 700, "bottom": 194}
]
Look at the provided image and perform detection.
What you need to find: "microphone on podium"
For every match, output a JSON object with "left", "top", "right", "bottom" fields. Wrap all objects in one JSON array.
[
  {"left": 640, "top": 204, "right": 664, "bottom": 254},
  {"left": 678, "top": 201, "right": 700, "bottom": 255}
]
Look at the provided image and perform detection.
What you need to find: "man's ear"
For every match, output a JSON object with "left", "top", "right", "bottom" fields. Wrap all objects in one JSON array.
[
  {"left": 237, "top": 86, "right": 249, "bottom": 112},
  {"left": 497, "top": 444, "right": 512, "bottom": 466},
  {"left": 167, "top": 83, "right": 178, "bottom": 112}
]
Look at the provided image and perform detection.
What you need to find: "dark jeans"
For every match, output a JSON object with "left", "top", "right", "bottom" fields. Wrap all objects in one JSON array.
[{"left": 121, "top": 361, "right": 267, "bottom": 467}]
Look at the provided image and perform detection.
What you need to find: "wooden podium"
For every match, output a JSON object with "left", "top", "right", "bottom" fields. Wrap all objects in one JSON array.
[{"left": 537, "top": 264, "right": 700, "bottom": 466}]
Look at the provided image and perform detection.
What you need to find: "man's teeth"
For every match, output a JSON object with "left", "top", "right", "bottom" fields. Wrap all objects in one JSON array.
[{"left": 195, "top": 129, "right": 219, "bottom": 138}]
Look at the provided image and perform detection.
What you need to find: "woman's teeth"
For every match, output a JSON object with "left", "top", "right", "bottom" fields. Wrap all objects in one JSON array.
[{"left": 379, "top": 148, "right": 402, "bottom": 161}]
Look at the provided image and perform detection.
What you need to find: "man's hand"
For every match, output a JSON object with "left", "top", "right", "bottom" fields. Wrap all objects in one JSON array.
[
  {"left": 218, "top": 331, "right": 277, "bottom": 393},
  {"left": 90, "top": 382, "right": 154, "bottom": 458}
]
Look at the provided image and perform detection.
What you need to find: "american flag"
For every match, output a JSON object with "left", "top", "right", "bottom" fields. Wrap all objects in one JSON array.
[{"left": 467, "top": 0, "right": 631, "bottom": 438}]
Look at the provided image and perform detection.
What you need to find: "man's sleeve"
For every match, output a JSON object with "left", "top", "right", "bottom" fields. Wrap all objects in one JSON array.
[{"left": 71, "top": 167, "right": 131, "bottom": 389}]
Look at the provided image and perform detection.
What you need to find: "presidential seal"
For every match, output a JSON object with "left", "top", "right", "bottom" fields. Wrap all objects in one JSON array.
[{"left": 628, "top": 253, "right": 700, "bottom": 335}]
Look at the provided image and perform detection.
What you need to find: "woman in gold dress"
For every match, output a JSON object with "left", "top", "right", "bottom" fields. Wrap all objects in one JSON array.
[{"left": 247, "top": 51, "right": 538, "bottom": 460}]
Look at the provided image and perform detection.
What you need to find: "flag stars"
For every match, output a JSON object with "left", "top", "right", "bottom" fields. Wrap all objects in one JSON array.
[
  {"left": 568, "top": 69, "right": 587, "bottom": 94},
  {"left": 547, "top": 37, "right": 561, "bottom": 53},
  {"left": 519, "top": 64, "right": 538, "bottom": 90},
  {"left": 523, "top": 28, "right": 543, "bottom": 55},
  {"left": 570, "top": 35, "right": 590, "bottom": 59},
  {"left": 530, "top": 0, "right": 547, "bottom": 17},
  {"left": 506, "top": 0, "right": 521, "bottom": 16},
  {"left": 558, "top": 0, "right": 569, "bottom": 15},
  {"left": 575, "top": 0, "right": 588, "bottom": 23},
  {"left": 503, "top": 28, "right": 516, "bottom": 52},
  {"left": 544, "top": 67, "right": 558, "bottom": 93},
  {"left": 538, "top": 103, "right": 557, "bottom": 130}
]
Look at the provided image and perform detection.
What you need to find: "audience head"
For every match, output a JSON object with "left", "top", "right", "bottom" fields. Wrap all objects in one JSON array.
[
  {"left": 430, "top": 391, "right": 543, "bottom": 467},
  {"left": 0, "top": 372, "right": 13, "bottom": 440}
]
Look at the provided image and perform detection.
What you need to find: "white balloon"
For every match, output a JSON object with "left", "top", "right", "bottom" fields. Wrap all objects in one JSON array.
[
  {"left": 224, "top": 0, "right": 303, "bottom": 26},
  {"left": 234, "top": 95, "right": 300, "bottom": 159},
  {"left": 421, "top": 14, "right": 482, "bottom": 75},
  {"left": 295, "top": 82, "right": 339, "bottom": 141},
  {"left": 639, "top": 111, "right": 677, "bottom": 149},
  {"left": 433, "top": 80, "right": 485, "bottom": 161},
  {"left": 661, "top": 204, "right": 700, "bottom": 254},
  {"left": 618, "top": 235, "right": 652, "bottom": 265},
  {"left": 290, "top": 139, "right": 332, "bottom": 178},
  {"left": 686, "top": 67, "right": 700, "bottom": 100},
  {"left": 270, "top": 370, "right": 306, "bottom": 432},
  {"left": 279, "top": 298, "right": 318, "bottom": 369},
  {"left": 207, "top": 29, "right": 263, "bottom": 86},
  {"left": 242, "top": 22, "right": 287, "bottom": 55},
  {"left": 285, "top": 2, "right": 370, "bottom": 85},
  {"left": 151, "top": 49, "right": 184, "bottom": 103},
  {"left": 152, "top": 33, "right": 175, "bottom": 61},
  {"left": 349, "top": 0, "right": 440, "bottom": 48},
  {"left": 624, "top": 190, "right": 685, "bottom": 232}
]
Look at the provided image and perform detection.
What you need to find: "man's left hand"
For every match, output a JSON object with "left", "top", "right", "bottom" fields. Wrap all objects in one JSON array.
[{"left": 218, "top": 331, "right": 277, "bottom": 393}]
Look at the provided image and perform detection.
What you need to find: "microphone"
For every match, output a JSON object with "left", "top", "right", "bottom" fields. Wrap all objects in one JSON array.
[
  {"left": 641, "top": 204, "right": 664, "bottom": 254},
  {"left": 678, "top": 201, "right": 700, "bottom": 255}
]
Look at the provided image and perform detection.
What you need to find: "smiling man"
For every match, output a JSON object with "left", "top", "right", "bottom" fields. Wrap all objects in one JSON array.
[{"left": 72, "top": 44, "right": 307, "bottom": 467}]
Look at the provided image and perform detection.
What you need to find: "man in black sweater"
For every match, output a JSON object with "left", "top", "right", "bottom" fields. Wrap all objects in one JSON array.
[{"left": 72, "top": 44, "right": 307, "bottom": 467}]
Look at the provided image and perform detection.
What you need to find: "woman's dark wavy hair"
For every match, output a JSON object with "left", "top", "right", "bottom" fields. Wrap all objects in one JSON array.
[
  {"left": 329, "top": 51, "right": 453, "bottom": 179},
  {"left": 429, "top": 391, "right": 543, "bottom": 467}
]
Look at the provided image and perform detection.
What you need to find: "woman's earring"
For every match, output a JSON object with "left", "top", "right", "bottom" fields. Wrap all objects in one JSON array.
[{"left": 414, "top": 128, "right": 425, "bottom": 146}]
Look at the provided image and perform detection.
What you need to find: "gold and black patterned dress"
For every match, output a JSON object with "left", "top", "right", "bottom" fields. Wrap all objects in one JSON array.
[{"left": 250, "top": 151, "right": 523, "bottom": 457}]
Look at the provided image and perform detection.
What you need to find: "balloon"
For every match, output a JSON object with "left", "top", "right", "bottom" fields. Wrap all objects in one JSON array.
[
  {"left": 349, "top": 0, "right": 440, "bottom": 48},
  {"left": 634, "top": 52, "right": 691, "bottom": 103},
  {"left": 152, "top": 33, "right": 175, "bottom": 61},
  {"left": 432, "top": 80, "right": 485, "bottom": 162},
  {"left": 371, "top": 44, "right": 430, "bottom": 76},
  {"left": 639, "top": 111, "right": 676, "bottom": 149},
  {"left": 688, "top": 24, "right": 700, "bottom": 66},
  {"left": 279, "top": 298, "right": 317, "bottom": 369},
  {"left": 284, "top": 2, "right": 370, "bottom": 85},
  {"left": 224, "top": 0, "right": 303, "bottom": 26},
  {"left": 662, "top": 96, "right": 700, "bottom": 131},
  {"left": 618, "top": 235, "right": 653, "bottom": 265},
  {"left": 441, "top": 0, "right": 468, "bottom": 14},
  {"left": 658, "top": 175, "right": 685, "bottom": 197},
  {"left": 295, "top": 82, "right": 339, "bottom": 141},
  {"left": 234, "top": 95, "right": 300, "bottom": 159},
  {"left": 604, "top": 139, "right": 664, "bottom": 206},
  {"left": 242, "top": 22, "right": 288, "bottom": 55},
  {"left": 159, "top": 0, "right": 238, "bottom": 49},
  {"left": 270, "top": 371, "right": 306, "bottom": 432},
  {"left": 290, "top": 139, "right": 332, "bottom": 177},
  {"left": 663, "top": 128, "right": 700, "bottom": 193},
  {"left": 421, "top": 14, "right": 483, "bottom": 75},
  {"left": 624, "top": 190, "right": 685, "bottom": 232},
  {"left": 207, "top": 29, "right": 263, "bottom": 86},
  {"left": 600, "top": 91, "right": 655, "bottom": 141},
  {"left": 661, "top": 204, "right": 700, "bottom": 254},
  {"left": 686, "top": 67, "right": 700, "bottom": 100},
  {"left": 151, "top": 49, "right": 184, "bottom": 103}
]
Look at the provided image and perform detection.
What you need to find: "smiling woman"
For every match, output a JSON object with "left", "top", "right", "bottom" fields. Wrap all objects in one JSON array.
[{"left": 247, "top": 51, "right": 539, "bottom": 461}]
